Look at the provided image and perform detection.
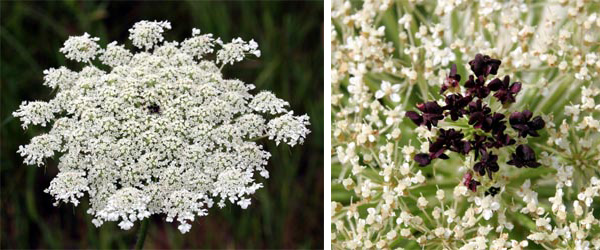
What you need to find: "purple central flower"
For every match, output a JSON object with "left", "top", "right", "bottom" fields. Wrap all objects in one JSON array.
[
  {"left": 407, "top": 53, "right": 545, "bottom": 187},
  {"left": 507, "top": 145, "right": 541, "bottom": 168},
  {"left": 414, "top": 128, "right": 470, "bottom": 166},
  {"left": 467, "top": 100, "right": 492, "bottom": 130},
  {"left": 441, "top": 64, "right": 461, "bottom": 94},
  {"left": 464, "top": 75, "right": 491, "bottom": 98},
  {"left": 443, "top": 94, "right": 472, "bottom": 121},
  {"left": 468, "top": 53, "right": 501, "bottom": 78},
  {"left": 463, "top": 172, "right": 481, "bottom": 192},
  {"left": 509, "top": 110, "right": 545, "bottom": 137},
  {"left": 473, "top": 150, "right": 500, "bottom": 179},
  {"left": 406, "top": 101, "right": 445, "bottom": 130},
  {"left": 488, "top": 75, "right": 521, "bottom": 104}
]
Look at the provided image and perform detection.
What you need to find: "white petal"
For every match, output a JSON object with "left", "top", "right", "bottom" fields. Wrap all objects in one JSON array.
[
  {"left": 375, "top": 90, "right": 385, "bottom": 99},
  {"left": 381, "top": 81, "right": 391, "bottom": 89},
  {"left": 483, "top": 210, "right": 492, "bottom": 220}
]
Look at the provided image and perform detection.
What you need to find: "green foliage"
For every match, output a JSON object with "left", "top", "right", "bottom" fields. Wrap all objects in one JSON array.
[{"left": 0, "top": 1, "right": 323, "bottom": 249}]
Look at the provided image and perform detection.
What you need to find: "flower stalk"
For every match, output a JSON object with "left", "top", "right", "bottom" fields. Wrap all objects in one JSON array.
[{"left": 134, "top": 218, "right": 149, "bottom": 250}]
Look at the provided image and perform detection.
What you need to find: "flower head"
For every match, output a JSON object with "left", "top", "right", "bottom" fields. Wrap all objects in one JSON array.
[
  {"left": 14, "top": 21, "right": 309, "bottom": 234},
  {"left": 128, "top": 20, "right": 171, "bottom": 51},
  {"left": 59, "top": 32, "right": 101, "bottom": 62}
]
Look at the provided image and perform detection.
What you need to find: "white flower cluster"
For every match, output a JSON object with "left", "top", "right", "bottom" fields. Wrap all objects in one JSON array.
[
  {"left": 59, "top": 32, "right": 101, "bottom": 62},
  {"left": 331, "top": 0, "right": 599, "bottom": 249},
  {"left": 13, "top": 20, "right": 310, "bottom": 233},
  {"left": 128, "top": 20, "right": 171, "bottom": 51},
  {"left": 216, "top": 37, "right": 261, "bottom": 65}
]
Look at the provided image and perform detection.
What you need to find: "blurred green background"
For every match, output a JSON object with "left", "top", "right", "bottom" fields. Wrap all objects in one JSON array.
[{"left": 0, "top": 1, "right": 323, "bottom": 249}]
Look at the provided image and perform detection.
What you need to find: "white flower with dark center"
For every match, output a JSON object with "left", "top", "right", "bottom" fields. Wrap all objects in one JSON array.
[{"left": 13, "top": 20, "right": 310, "bottom": 234}]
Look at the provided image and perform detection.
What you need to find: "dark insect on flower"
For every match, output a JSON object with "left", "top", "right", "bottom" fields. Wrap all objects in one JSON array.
[
  {"left": 484, "top": 186, "right": 501, "bottom": 197},
  {"left": 468, "top": 54, "right": 501, "bottom": 78},
  {"left": 443, "top": 94, "right": 472, "bottom": 121},
  {"left": 440, "top": 64, "right": 461, "bottom": 94},
  {"left": 473, "top": 150, "right": 499, "bottom": 179},
  {"left": 488, "top": 75, "right": 522, "bottom": 104},
  {"left": 406, "top": 101, "right": 445, "bottom": 130},
  {"left": 509, "top": 110, "right": 545, "bottom": 137},
  {"left": 467, "top": 100, "right": 492, "bottom": 130},
  {"left": 507, "top": 145, "right": 541, "bottom": 168},
  {"left": 464, "top": 75, "right": 491, "bottom": 98},
  {"left": 148, "top": 103, "right": 161, "bottom": 114},
  {"left": 463, "top": 172, "right": 481, "bottom": 192}
]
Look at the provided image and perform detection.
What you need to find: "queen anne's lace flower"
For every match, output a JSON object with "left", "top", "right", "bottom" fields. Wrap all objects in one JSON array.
[
  {"left": 128, "top": 20, "right": 171, "bottom": 51},
  {"left": 249, "top": 91, "right": 290, "bottom": 115},
  {"left": 99, "top": 42, "right": 133, "bottom": 67},
  {"left": 267, "top": 112, "right": 311, "bottom": 146},
  {"left": 216, "top": 37, "right": 261, "bottom": 65},
  {"left": 59, "top": 32, "right": 101, "bottom": 62},
  {"left": 180, "top": 28, "right": 216, "bottom": 59},
  {"left": 13, "top": 20, "right": 310, "bottom": 233}
]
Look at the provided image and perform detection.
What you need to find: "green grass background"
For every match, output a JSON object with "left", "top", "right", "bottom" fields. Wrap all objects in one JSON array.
[{"left": 0, "top": 1, "right": 323, "bottom": 249}]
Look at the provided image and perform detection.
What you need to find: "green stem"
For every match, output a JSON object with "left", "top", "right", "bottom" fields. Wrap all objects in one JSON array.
[{"left": 134, "top": 218, "right": 150, "bottom": 250}]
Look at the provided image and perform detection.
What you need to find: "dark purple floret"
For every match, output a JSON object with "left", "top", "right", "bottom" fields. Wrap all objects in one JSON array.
[
  {"left": 487, "top": 132, "right": 516, "bottom": 149},
  {"left": 432, "top": 128, "right": 471, "bottom": 155},
  {"left": 414, "top": 129, "right": 470, "bottom": 167},
  {"left": 443, "top": 94, "right": 472, "bottom": 121},
  {"left": 473, "top": 150, "right": 499, "bottom": 179},
  {"left": 464, "top": 75, "right": 491, "bottom": 98},
  {"left": 440, "top": 64, "right": 461, "bottom": 94},
  {"left": 467, "top": 100, "right": 492, "bottom": 130},
  {"left": 463, "top": 172, "right": 481, "bottom": 192},
  {"left": 484, "top": 186, "right": 501, "bottom": 197},
  {"left": 148, "top": 103, "right": 161, "bottom": 114},
  {"left": 488, "top": 113, "right": 507, "bottom": 134},
  {"left": 507, "top": 145, "right": 541, "bottom": 168},
  {"left": 469, "top": 54, "right": 501, "bottom": 78},
  {"left": 470, "top": 134, "right": 488, "bottom": 160},
  {"left": 414, "top": 153, "right": 432, "bottom": 166},
  {"left": 509, "top": 110, "right": 545, "bottom": 137},
  {"left": 406, "top": 101, "right": 445, "bottom": 129},
  {"left": 488, "top": 75, "right": 521, "bottom": 104}
]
